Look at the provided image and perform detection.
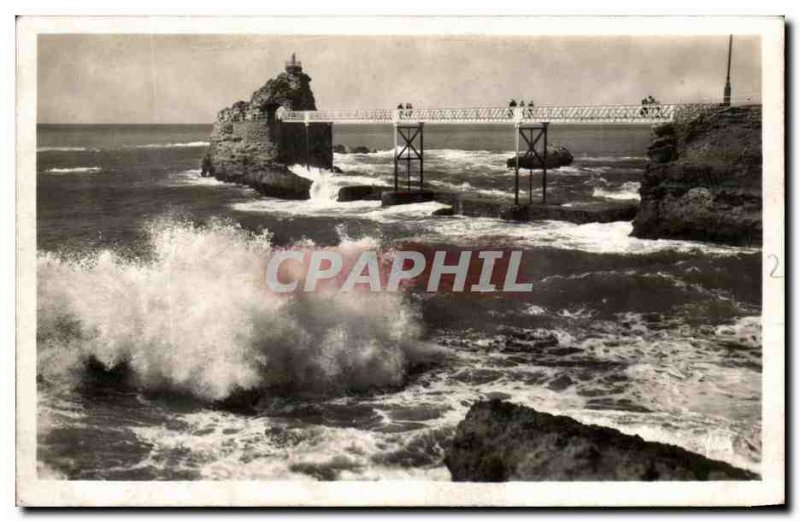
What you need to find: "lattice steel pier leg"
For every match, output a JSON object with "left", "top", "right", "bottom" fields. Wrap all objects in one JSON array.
[
  {"left": 419, "top": 123, "right": 424, "bottom": 190},
  {"left": 395, "top": 124, "right": 424, "bottom": 192},
  {"left": 393, "top": 124, "right": 399, "bottom": 191},
  {"left": 528, "top": 129, "right": 533, "bottom": 204},
  {"left": 542, "top": 123, "right": 549, "bottom": 205},
  {"left": 514, "top": 123, "right": 520, "bottom": 206},
  {"left": 304, "top": 123, "right": 310, "bottom": 171}
]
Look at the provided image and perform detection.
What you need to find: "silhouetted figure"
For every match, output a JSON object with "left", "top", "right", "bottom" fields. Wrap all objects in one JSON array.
[
  {"left": 509, "top": 99, "right": 517, "bottom": 107},
  {"left": 639, "top": 96, "right": 661, "bottom": 117},
  {"left": 397, "top": 103, "right": 404, "bottom": 109}
]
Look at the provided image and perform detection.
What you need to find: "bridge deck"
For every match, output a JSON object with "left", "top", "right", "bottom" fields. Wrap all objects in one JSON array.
[{"left": 277, "top": 104, "right": 722, "bottom": 125}]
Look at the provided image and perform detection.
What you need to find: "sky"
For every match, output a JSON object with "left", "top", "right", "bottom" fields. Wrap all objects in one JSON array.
[{"left": 37, "top": 34, "right": 761, "bottom": 124}]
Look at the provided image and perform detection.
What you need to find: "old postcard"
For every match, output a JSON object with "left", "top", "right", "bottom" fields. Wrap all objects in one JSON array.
[{"left": 16, "top": 16, "right": 785, "bottom": 506}]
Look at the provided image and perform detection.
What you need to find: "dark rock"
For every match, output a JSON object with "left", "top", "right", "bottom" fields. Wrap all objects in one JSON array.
[
  {"left": 652, "top": 122, "right": 675, "bottom": 138},
  {"left": 200, "top": 155, "right": 213, "bottom": 177},
  {"left": 351, "top": 145, "right": 372, "bottom": 154},
  {"left": 506, "top": 145, "right": 574, "bottom": 169},
  {"left": 632, "top": 105, "right": 762, "bottom": 245},
  {"left": 646, "top": 136, "right": 676, "bottom": 163},
  {"left": 547, "top": 374, "right": 574, "bottom": 391},
  {"left": 445, "top": 400, "right": 759, "bottom": 481},
  {"left": 501, "top": 333, "right": 560, "bottom": 353},
  {"left": 337, "top": 185, "right": 388, "bottom": 202},
  {"left": 246, "top": 169, "right": 312, "bottom": 200},
  {"left": 381, "top": 190, "right": 435, "bottom": 206},
  {"left": 332, "top": 144, "right": 348, "bottom": 153},
  {"left": 432, "top": 206, "right": 455, "bottom": 216}
]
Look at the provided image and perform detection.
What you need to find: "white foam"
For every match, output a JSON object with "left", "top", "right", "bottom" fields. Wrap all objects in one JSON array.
[
  {"left": 593, "top": 181, "right": 642, "bottom": 201},
  {"left": 163, "top": 169, "right": 232, "bottom": 187},
  {"left": 408, "top": 218, "right": 759, "bottom": 256},
  {"left": 37, "top": 146, "right": 98, "bottom": 152},
  {"left": 44, "top": 167, "right": 102, "bottom": 174},
  {"left": 123, "top": 141, "right": 210, "bottom": 149}
]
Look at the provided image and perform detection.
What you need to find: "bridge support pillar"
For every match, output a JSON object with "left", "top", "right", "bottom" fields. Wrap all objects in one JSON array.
[
  {"left": 303, "top": 111, "right": 311, "bottom": 171},
  {"left": 393, "top": 123, "right": 424, "bottom": 191},
  {"left": 513, "top": 122, "right": 550, "bottom": 205}
]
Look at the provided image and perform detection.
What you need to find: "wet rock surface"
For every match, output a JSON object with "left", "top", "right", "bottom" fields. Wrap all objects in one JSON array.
[
  {"left": 445, "top": 400, "right": 760, "bottom": 481},
  {"left": 632, "top": 105, "right": 762, "bottom": 245},
  {"left": 506, "top": 145, "right": 574, "bottom": 169}
]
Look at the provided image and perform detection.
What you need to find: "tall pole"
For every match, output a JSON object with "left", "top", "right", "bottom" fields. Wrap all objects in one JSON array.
[{"left": 723, "top": 34, "right": 732, "bottom": 107}]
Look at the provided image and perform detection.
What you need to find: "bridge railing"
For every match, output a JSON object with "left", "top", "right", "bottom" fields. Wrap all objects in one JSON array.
[{"left": 278, "top": 103, "right": 733, "bottom": 125}]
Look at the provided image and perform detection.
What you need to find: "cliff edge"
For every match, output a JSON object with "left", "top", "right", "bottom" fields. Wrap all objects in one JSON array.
[
  {"left": 445, "top": 400, "right": 758, "bottom": 481},
  {"left": 631, "top": 105, "right": 762, "bottom": 245}
]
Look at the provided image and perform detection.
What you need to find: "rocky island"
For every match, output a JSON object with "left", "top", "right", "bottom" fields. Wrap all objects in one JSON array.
[
  {"left": 632, "top": 105, "right": 762, "bottom": 245},
  {"left": 201, "top": 54, "right": 332, "bottom": 199}
]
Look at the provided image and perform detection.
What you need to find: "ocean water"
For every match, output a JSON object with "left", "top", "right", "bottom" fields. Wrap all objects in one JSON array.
[{"left": 36, "top": 123, "right": 762, "bottom": 480}]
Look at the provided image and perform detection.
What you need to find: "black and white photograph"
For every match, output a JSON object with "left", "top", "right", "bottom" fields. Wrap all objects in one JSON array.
[{"left": 14, "top": 15, "right": 785, "bottom": 507}]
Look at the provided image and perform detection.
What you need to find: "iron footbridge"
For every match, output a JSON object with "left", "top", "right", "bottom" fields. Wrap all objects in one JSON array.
[
  {"left": 276, "top": 103, "right": 722, "bottom": 125},
  {"left": 275, "top": 103, "right": 730, "bottom": 205}
]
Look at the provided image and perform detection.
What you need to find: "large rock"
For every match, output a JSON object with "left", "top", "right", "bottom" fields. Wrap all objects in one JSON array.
[
  {"left": 202, "top": 61, "right": 332, "bottom": 200},
  {"left": 506, "top": 145, "right": 573, "bottom": 170},
  {"left": 445, "top": 400, "right": 758, "bottom": 481},
  {"left": 631, "top": 105, "right": 762, "bottom": 245},
  {"left": 337, "top": 185, "right": 389, "bottom": 202}
]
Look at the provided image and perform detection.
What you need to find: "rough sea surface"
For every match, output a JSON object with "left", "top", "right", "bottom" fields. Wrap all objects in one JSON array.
[{"left": 36, "top": 124, "right": 761, "bottom": 480}]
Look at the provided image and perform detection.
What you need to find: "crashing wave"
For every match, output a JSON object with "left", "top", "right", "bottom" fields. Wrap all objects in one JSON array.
[{"left": 37, "top": 218, "right": 438, "bottom": 401}]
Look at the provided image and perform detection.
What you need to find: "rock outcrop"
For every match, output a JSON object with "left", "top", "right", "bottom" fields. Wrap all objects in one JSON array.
[
  {"left": 631, "top": 105, "right": 762, "bottom": 245},
  {"left": 506, "top": 145, "right": 573, "bottom": 170},
  {"left": 333, "top": 144, "right": 378, "bottom": 154},
  {"left": 337, "top": 185, "right": 389, "bottom": 202},
  {"left": 445, "top": 400, "right": 758, "bottom": 481},
  {"left": 202, "top": 59, "right": 332, "bottom": 199}
]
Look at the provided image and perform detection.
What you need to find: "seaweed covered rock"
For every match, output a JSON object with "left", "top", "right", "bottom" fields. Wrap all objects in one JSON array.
[{"left": 445, "top": 400, "right": 758, "bottom": 481}]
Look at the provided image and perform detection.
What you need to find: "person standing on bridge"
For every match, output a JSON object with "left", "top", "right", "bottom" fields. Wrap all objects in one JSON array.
[{"left": 508, "top": 99, "right": 517, "bottom": 118}]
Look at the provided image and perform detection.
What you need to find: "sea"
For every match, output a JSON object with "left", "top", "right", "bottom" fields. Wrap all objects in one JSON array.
[{"left": 36, "top": 123, "right": 762, "bottom": 480}]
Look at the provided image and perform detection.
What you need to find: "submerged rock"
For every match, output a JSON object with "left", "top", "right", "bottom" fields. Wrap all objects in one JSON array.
[
  {"left": 632, "top": 105, "right": 762, "bottom": 245},
  {"left": 445, "top": 400, "right": 758, "bottom": 481},
  {"left": 506, "top": 145, "right": 574, "bottom": 169}
]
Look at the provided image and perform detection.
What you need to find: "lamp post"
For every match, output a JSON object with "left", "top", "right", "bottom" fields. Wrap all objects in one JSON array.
[{"left": 723, "top": 35, "right": 733, "bottom": 106}]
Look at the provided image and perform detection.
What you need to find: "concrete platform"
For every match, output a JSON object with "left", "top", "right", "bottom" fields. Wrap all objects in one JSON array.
[
  {"left": 432, "top": 192, "right": 638, "bottom": 224},
  {"left": 345, "top": 186, "right": 636, "bottom": 224},
  {"left": 381, "top": 190, "right": 435, "bottom": 206}
]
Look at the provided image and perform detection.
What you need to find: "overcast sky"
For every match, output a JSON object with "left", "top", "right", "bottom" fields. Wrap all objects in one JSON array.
[{"left": 37, "top": 34, "right": 761, "bottom": 124}]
